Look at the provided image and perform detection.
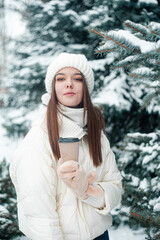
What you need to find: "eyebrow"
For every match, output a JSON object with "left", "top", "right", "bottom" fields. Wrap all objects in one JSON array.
[{"left": 56, "top": 73, "right": 82, "bottom": 76}]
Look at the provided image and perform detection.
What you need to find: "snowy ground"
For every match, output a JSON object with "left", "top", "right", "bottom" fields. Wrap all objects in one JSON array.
[
  {"left": 109, "top": 225, "right": 146, "bottom": 240},
  {"left": 12, "top": 224, "right": 146, "bottom": 240}
]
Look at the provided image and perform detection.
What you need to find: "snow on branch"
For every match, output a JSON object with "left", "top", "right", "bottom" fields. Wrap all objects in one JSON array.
[
  {"left": 130, "top": 67, "right": 159, "bottom": 79},
  {"left": 124, "top": 20, "right": 149, "bottom": 36},
  {"left": 124, "top": 20, "right": 160, "bottom": 39},
  {"left": 89, "top": 28, "right": 140, "bottom": 53},
  {"left": 90, "top": 20, "right": 160, "bottom": 110}
]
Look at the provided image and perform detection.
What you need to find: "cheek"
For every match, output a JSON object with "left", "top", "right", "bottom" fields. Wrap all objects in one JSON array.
[
  {"left": 79, "top": 85, "right": 84, "bottom": 99},
  {"left": 55, "top": 83, "right": 61, "bottom": 99}
]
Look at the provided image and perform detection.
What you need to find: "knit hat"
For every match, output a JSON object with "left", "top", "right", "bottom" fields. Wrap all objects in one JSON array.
[{"left": 45, "top": 52, "right": 94, "bottom": 95}]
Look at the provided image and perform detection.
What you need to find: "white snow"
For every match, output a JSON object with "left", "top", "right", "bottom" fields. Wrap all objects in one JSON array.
[
  {"left": 154, "top": 202, "right": 160, "bottom": 211},
  {"left": 138, "top": 0, "right": 158, "bottom": 4},
  {"left": 85, "top": 5, "right": 113, "bottom": 28},
  {"left": 149, "top": 197, "right": 160, "bottom": 211},
  {"left": 0, "top": 107, "right": 39, "bottom": 163},
  {"left": 127, "top": 132, "right": 157, "bottom": 140},
  {"left": 90, "top": 57, "right": 115, "bottom": 71},
  {"left": 0, "top": 115, "right": 21, "bottom": 163},
  {"left": 101, "top": 29, "right": 158, "bottom": 54},
  {"left": 93, "top": 70, "right": 131, "bottom": 110},
  {"left": 68, "top": 44, "right": 88, "bottom": 50},
  {"left": 151, "top": 177, "right": 160, "bottom": 191},
  {"left": 149, "top": 22, "right": 160, "bottom": 31},
  {"left": 130, "top": 175, "right": 139, "bottom": 187},
  {"left": 5, "top": 0, "right": 26, "bottom": 38},
  {"left": 139, "top": 178, "right": 149, "bottom": 191},
  {"left": 142, "top": 151, "right": 157, "bottom": 165},
  {"left": 131, "top": 67, "right": 157, "bottom": 77},
  {"left": 0, "top": 205, "right": 9, "bottom": 214}
]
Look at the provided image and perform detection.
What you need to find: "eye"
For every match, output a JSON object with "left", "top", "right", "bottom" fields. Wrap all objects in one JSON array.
[
  {"left": 56, "top": 78, "right": 65, "bottom": 81},
  {"left": 74, "top": 78, "right": 83, "bottom": 82}
]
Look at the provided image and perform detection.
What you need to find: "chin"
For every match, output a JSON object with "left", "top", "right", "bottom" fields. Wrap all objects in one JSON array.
[{"left": 61, "top": 102, "right": 82, "bottom": 108}]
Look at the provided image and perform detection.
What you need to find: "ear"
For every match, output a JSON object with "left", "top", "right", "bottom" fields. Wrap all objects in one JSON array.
[{"left": 87, "top": 171, "right": 97, "bottom": 185}]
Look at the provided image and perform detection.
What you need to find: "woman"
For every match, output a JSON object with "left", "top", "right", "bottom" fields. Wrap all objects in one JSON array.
[{"left": 9, "top": 52, "right": 122, "bottom": 240}]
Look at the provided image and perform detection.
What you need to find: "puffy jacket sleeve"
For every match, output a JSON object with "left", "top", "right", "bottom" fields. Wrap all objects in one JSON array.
[
  {"left": 83, "top": 132, "right": 122, "bottom": 215},
  {"left": 9, "top": 125, "right": 63, "bottom": 240}
]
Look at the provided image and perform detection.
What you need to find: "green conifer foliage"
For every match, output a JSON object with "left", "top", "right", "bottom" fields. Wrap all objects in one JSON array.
[
  {"left": 119, "top": 132, "right": 160, "bottom": 239},
  {"left": 0, "top": 159, "right": 22, "bottom": 239},
  {"left": 90, "top": 20, "right": 160, "bottom": 238},
  {"left": 90, "top": 20, "right": 160, "bottom": 110}
]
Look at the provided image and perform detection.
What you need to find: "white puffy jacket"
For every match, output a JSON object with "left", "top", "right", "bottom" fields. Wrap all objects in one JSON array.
[{"left": 9, "top": 108, "right": 122, "bottom": 240}]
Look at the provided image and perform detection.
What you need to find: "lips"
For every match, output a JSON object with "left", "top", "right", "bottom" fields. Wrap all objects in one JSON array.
[{"left": 64, "top": 92, "right": 75, "bottom": 96}]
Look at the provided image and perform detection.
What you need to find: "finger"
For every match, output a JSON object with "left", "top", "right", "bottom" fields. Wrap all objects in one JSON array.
[
  {"left": 87, "top": 171, "right": 97, "bottom": 185},
  {"left": 59, "top": 171, "right": 77, "bottom": 179},
  {"left": 86, "top": 185, "right": 103, "bottom": 198},
  {"left": 57, "top": 166, "right": 77, "bottom": 178},
  {"left": 60, "top": 160, "right": 79, "bottom": 172}
]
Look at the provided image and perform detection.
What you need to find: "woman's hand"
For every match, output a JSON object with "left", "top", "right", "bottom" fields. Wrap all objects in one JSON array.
[
  {"left": 57, "top": 160, "right": 103, "bottom": 199},
  {"left": 57, "top": 160, "right": 88, "bottom": 199}
]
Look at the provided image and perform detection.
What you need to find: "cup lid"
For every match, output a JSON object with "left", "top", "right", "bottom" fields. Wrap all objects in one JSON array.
[{"left": 58, "top": 137, "right": 80, "bottom": 143}]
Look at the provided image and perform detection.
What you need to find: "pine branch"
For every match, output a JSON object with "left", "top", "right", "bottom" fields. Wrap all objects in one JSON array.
[
  {"left": 115, "top": 50, "right": 160, "bottom": 70},
  {"left": 96, "top": 48, "right": 118, "bottom": 53},
  {"left": 141, "top": 87, "right": 160, "bottom": 109},
  {"left": 89, "top": 29, "right": 107, "bottom": 39},
  {"left": 148, "top": 27, "right": 160, "bottom": 37},
  {"left": 124, "top": 20, "right": 160, "bottom": 43},
  {"left": 122, "top": 181, "right": 160, "bottom": 233},
  {"left": 129, "top": 67, "right": 160, "bottom": 79},
  {"left": 130, "top": 211, "right": 160, "bottom": 228},
  {"left": 124, "top": 20, "right": 148, "bottom": 36},
  {"left": 91, "top": 20, "right": 160, "bottom": 109},
  {"left": 148, "top": 22, "right": 160, "bottom": 37},
  {"left": 114, "top": 54, "right": 151, "bottom": 69},
  {"left": 129, "top": 74, "right": 160, "bottom": 79},
  {"left": 89, "top": 29, "right": 139, "bottom": 53}
]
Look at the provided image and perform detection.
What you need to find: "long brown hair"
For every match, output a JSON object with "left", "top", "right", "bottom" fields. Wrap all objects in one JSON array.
[{"left": 47, "top": 76, "right": 106, "bottom": 167}]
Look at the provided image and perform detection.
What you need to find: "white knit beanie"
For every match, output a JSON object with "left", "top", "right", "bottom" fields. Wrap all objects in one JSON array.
[{"left": 45, "top": 52, "right": 94, "bottom": 95}]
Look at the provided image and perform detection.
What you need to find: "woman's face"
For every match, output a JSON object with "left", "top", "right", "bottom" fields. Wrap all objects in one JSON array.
[{"left": 55, "top": 67, "right": 84, "bottom": 107}]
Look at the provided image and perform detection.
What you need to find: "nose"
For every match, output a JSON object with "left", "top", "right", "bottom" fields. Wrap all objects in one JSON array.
[{"left": 66, "top": 78, "right": 73, "bottom": 88}]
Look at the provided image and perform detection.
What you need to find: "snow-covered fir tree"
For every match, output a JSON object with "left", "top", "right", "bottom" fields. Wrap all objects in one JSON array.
[
  {"left": 2, "top": 0, "right": 160, "bottom": 137},
  {"left": 120, "top": 131, "right": 160, "bottom": 239},
  {"left": 91, "top": 20, "right": 160, "bottom": 239},
  {"left": 0, "top": 159, "right": 22, "bottom": 239},
  {"left": 1, "top": 0, "right": 160, "bottom": 238}
]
